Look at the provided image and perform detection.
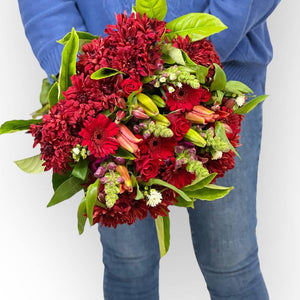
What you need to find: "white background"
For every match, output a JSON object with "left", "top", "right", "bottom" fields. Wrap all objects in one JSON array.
[{"left": 0, "top": 1, "right": 299, "bottom": 299}]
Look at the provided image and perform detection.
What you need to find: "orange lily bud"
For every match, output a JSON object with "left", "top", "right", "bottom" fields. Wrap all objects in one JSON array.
[
  {"left": 118, "top": 123, "right": 142, "bottom": 144},
  {"left": 185, "top": 105, "right": 219, "bottom": 124},
  {"left": 132, "top": 108, "right": 150, "bottom": 120},
  {"left": 116, "top": 165, "right": 133, "bottom": 192}
]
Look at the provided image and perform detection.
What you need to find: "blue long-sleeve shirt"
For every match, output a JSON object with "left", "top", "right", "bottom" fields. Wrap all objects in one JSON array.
[{"left": 18, "top": 0, "right": 280, "bottom": 93}]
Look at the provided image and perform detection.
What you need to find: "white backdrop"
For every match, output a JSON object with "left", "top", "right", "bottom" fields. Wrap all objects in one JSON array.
[{"left": 0, "top": 1, "right": 299, "bottom": 299}]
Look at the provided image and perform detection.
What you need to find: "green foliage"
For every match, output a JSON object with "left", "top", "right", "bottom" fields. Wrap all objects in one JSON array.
[
  {"left": 135, "top": 0, "right": 167, "bottom": 21},
  {"left": 114, "top": 147, "right": 136, "bottom": 160},
  {"left": 185, "top": 184, "right": 233, "bottom": 200},
  {"left": 131, "top": 174, "right": 144, "bottom": 200},
  {"left": 52, "top": 171, "right": 72, "bottom": 191},
  {"left": 215, "top": 121, "right": 240, "bottom": 158},
  {"left": 14, "top": 154, "right": 45, "bottom": 174},
  {"left": 0, "top": 119, "right": 41, "bottom": 135},
  {"left": 235, "top": 95, "right": 267, "bottom": 115},
  {"left": 39, "top": 78, "right": 51, "bottom": 106},
  {"left": 225, "top": 81, "right": 253, "bottom": 95},
  {"left": 161, "top": 44, "right": 186, "bottom": 65},
  {"left": 48, "top": 82, "right": 59, "bottom": 108},
  {"left": 77, "top": 198, "right": 87, "bottom": 234},
  {"left": 91, "top": 67, "right": 124, "bottom": 80},
  {"left": 174, "top": 196, "right": 195, "bottom": 208},
  {"left": 58, "top": 28, "right": 79, "bottom": 100},
  {"left": 47, "top": 176, "right": 84, "bottom": 207},
  {"left": 145, "top": 178, "right": 193, "bottom": 203},
  {"left": 166, "top": 13, "right": 227, "bottom": 42},
  {"left": 86, "top": 179, "right": 100, "bottom": 225},
  {"left": 210, "top": 63, "right": 226, "bottom": 91},
  {"left": 155, "top": 215, "right": 170, "bottom": 257},
  {"left": 71, "top": 159, "right": 89, "bottom": 181},
  {"left": 182, "top": 173, "right": 217, "bottom": 192}
]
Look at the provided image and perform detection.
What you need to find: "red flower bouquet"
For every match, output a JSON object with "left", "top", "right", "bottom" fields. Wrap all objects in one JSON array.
[{"left": 0, "top": 0, "right": 266, "bottom": 256}]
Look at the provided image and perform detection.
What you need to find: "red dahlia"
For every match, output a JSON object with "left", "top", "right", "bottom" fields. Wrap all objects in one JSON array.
[
  {"left": 79, "top": 114, "right": 119, "bottom": 158},
  {"left": 165, "top": 85, "right": 210, "bottom": 112}
]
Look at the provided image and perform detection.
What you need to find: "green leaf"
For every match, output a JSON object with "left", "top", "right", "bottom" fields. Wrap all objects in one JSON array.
[
  {"left": 91, "top": 67, "right": 124, "bottom": 80},
  {"left": 14, "top": 154, "right": 45, "bottom": 174},
  {"left": 0, "top": 119, "right": 41, "bottom": 135},
  {"left": 174, "top": 196, "right": 195, "bottom": 208},
  {"left": 39, "top": 78, "right": 51, "bottom": 106},
  {"left": 126, "top": 88, "right": 142, "bottom": 115},
  {"left": 131, "top": 175, "right": 144, "bottom": 200},
  {"left": 166, "top": 13, "right": 227, "bottom": 42},
  {"left": 52, "top": 171, "right": 72, "bottom": 191},
  {"left": 86, "top": 179, "right": 100, "bottom": 225},
  {"left": 225, "top": 81, "right": 253, "bottom": 96},
  {"left": 47, "top": 176, "right": 83, "bottom": 207},
  {"left": 215, "top": 121, "right": 240, "bottom": 158},
  {"left": 144, "top": 178, "right": 193, "bottom": 203},
  {"left": 185, "top": 184, "right": 233, "bottom": 201},
  {"left": 77, "top": 198, "right": 87, "bottom": 235},
  {"left": 180, "top": 50, "right": 196, "bottom": 66},
  {"left": 182, "top": 173, "right": 217, "bottom": 192},
  {"left": 215, "top": 90, "right": 224, "bottom": 104},
  {"left": 72, "top": 159, "right": 89, "bottom": 181},
  {"left": 195, "top": 65, "right": 209, "bottom": 84},
  {"left": 155, "top": 215, "right": 170, "bottom": 258},
  {"left": 31, "top": 105, "right": 49, "bottom": 119},
  {"left": 135, "top": 0, "right": 167, "bottom": 21},
  {"left": 235, "top": 95, "right": 267, "bottom": 115},
  {"left": 58, "top": 28, "right": 79, "bottom": 99},
  {"left": 210, "top": 63, "right": 226, "bottom": 91},
  {"left": 48, "top": 81, "right": 59, "bottom": 108},
  {"left": 114, "top": 147, "right": 136, "bottom": 160},
  {"left": 161, "top": 44, "right": 185, "bottom": 65},
  {"left": 57, "top": 31, "right": 98, "bottom": 53}
]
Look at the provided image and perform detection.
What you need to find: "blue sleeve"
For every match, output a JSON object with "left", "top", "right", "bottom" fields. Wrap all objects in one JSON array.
[
  {"left": 205, "top": 0, "right": 281, "bottom": 61},
  {"left": 18, "top": 0, "right": 88, "bottom": 78}
]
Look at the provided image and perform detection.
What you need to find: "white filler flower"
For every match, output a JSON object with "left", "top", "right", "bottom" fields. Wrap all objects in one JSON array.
[
  {"left": 236, "top": 95, "right": 246, "bottom": 107},
  {"left": 146, "top": 189, "right": 163, "bottom": 207}
]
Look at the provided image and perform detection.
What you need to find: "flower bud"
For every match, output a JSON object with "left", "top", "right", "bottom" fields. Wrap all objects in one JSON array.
[
  {"left": 95, "top": 166, "right": 106, "bottom": 178},
  {"left": 184, "top": 128, "right": 206, "bottom": 147}
]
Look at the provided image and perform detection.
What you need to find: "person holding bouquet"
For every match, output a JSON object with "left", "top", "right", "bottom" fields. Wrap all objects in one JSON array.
[{"left": 17, "top": 0, "right": 280, "bottom": 299}]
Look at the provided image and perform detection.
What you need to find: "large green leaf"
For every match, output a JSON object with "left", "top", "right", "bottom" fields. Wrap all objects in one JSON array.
[
  {"left": 39, "top": 78, "right": 51, "bottom": 106},
  {"left": 52, "top": 171, "right": 72, "bottom": 191},
  {"left": 14, "top": 154, "right": 45, "bottom": 174},
  {"left": 155, "top": 215, "right": 170, "bottom": 257},
  {"left": 215, "top": 121, "right": 240, "bottom": 158},
  {"left": 210, "top": 63, "right": 226, "bottom": 91},
  {"left": 57, "top": 31, "right": 98, "bottom": 53},
  {"left": 145, "top": 178, "right": 192, "bottom": 203},
  {"left": 71, "top": 159, "right": 89, "bottom": 181},
  {"left": 58, "top": 28, "right": 79, "bottom": 99},
  {"left": 0, "top": 119, "right": 41, "bottom": 135},
  {"left": 185, "top": 184, "right": 233, "bottom": 201},
  {"left": 235, "top": 95, "right": 267, "bottom": 115},
  {"left": 48, "top": 81, "right": 59, "bottom": 108},
  {"left": 166, "top": 13, "right": 227, "bottom": 42},
  {"left": 91, "top": 67, "right": 124, "bottom": 80},
  {"left": 135, "top": 0, "right": 167, "bottom": 21},
  {"left": 161, "top": 44, "right": 185, "bottom": 66},
  {"left": 77, "top": 198, "right": 87, "bottom": 235},
  {"left": 47, "top": 176, "right": 83, "bottom": 207},
  {"left": 174, "top": 196, "right": 195, "bottom": 208},
  {"left": 225, "top": 81, "right": 253, "bottom": 96},
  {"left": 182, "top": 173, "right": 217, "bottom": 192},
  {"left": 114, "top": 147, "right": 136, "bottom": 160},
  {"left": 86, "top": 179, "right": 100, "bottom": 225}
]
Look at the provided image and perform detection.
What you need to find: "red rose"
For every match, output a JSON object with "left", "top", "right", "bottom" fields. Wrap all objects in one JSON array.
[
  {"left": 121, "top": 77, "right": 143, "bottom": 97},
  {"left": 167, "top": 113, "right": 191, "bottom": 141},
  {"left": 135, "top": 155, "right": 162, "bottom": 182}
]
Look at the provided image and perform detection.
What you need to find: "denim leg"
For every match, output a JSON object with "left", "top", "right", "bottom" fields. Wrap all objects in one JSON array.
[
  {"left": 188, "top": 103, "right": 269, "bottom": 299},
  {"left": 98, "top": 214, "right": 160, "bottom": 300}
]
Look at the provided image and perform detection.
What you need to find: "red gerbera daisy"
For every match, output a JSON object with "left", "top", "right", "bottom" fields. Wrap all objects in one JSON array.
[
  {"left": 165, "top": 85, "right": 210, "bottom": 112},
  {"left": 79, "top": 114, "right": 119, "bottom": 158}
]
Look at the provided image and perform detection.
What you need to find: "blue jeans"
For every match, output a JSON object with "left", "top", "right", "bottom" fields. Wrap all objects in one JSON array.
[{"left": 98, "top": 82, "right": 268, "bottom": 299}]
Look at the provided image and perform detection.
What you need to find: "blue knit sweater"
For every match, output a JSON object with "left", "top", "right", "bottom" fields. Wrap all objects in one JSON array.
[{"left": 18, "top": 0, "right": 280, "bottom": 92}]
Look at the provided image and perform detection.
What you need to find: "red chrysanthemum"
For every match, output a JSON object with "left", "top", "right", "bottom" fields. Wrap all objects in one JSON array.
[
  {"left": 104, "top": 12, "right": 166, "bottom": 77},
  {"left": 165, "top": 85, "right": 210, "bottom": 112},
  {"left": 79, "top": 114, "right": 119, "bottom": 158},
  {"left": 139, "top": 135, "right": 177, "bottom": 159},
  {"left": 172, "top": 35, "right": 222, "bottom": 78},
  {"left": 29, "top": 101, "right": 82, "bottom": 173},
  {"left": 92, "top": 190, "right": 148, "bottom": 228}
]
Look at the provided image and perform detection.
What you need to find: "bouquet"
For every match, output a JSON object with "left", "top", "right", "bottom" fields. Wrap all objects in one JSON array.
[{"left": 0, "top": 0, "right": 265, "bottom": 256}]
